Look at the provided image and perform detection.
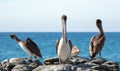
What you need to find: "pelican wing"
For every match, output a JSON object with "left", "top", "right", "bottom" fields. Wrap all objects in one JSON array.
[
  {"left": 26, "top": 38, "right": 42, "bottom": 58},
  {"left": 94, "top": 36, "right": 105, "bottom": 55},
  {"left": 68, "top": 39, "right": 72, "bottom": 54},
  {"left": 89, "top": 36, "right": 96, "bottom": 58},
  {"left": 56, "top": 39, "right": 59, "bottom": 54}
]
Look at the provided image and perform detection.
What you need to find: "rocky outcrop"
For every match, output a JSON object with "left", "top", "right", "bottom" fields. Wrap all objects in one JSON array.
[
  {"left": 0, "top": 58, "right": 42, "bottom": 71},
  {"left": 34, "top": 56, "right": 119, "bottom": 71},
  {"left": 0, "top": 57, "right": 119, "bottom": 71}
]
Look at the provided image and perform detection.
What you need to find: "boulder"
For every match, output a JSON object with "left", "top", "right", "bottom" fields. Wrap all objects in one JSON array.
[
  {"left": 0, "top": 57, "right": 119, "bottom": 71},
  {"left": 33, "top": 64, "right": 71, "bottom": 71},
  {"left": 12, "top": 64, "right": 33, "bottom": 71},
  {"left": 0, "top": 58, "right": 42, "bottom": 71},
  {"left": 90, "top": 58, "right": 107, "bottom": 64},
  {"left": 37, "top": 57, "right": 119, "bottom": 71}
]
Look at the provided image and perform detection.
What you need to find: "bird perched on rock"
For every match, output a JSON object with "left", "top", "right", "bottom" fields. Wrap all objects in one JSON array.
[
  {"left": 89, "top": 19, "right": 106, "bottom": 58},
  {"left": 10, "top": 34, "right": 42, "bottom": 60},
  {"left": 56, "top": 15, "right": 71, "bottom": 64}
]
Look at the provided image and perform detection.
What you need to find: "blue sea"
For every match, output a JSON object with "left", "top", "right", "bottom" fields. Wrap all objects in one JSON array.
[{"left": 0, "top": 32, "right": 120, "bottom": 67}]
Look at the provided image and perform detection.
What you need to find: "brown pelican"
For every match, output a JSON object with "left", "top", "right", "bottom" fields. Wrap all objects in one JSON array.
[
  {"left": 10, "top": 34, "right": 42, "bottom": 60},
  {"left": 56, "top": 15, "right": 71, "bottom": 64},
  {"left": 89, "top": 19, "right": 106, "bottom": 58},
  {"left": 56, "top": 39, "right": 80, "bottom": 57}
]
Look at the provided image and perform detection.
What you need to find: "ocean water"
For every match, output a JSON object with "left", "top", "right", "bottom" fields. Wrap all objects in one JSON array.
[{"left": 0, "top": 32, "right": 120, "bottom": 66}]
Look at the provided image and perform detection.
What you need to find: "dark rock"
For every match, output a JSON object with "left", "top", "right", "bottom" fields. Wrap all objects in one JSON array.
[
  {"left": 29, "top": 60, "right": 42, "bottom": 69},
  {"left": 0, "top": 63, "right": 3, "bottom": 71},
  {"left": 90, "top": 58, "right": 107, "bottom": 65},
  {"left": 71, "top": 66, "right": 77, "bottom": 71},
  {"left": 69, "top": 57, "right": 89, "bottom": 65},
  {"left": 44, "top": 57, "right": 59, "bottom": 65},
  {"left": 102, "top": 61, "right": 119, "bottom": 71}
]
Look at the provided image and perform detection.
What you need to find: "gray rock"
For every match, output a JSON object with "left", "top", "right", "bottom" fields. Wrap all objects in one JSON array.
[
  {"left": 69, "top": 57, "right": 89, "bottom": 65},
  {"left": 9, "top": 58, "right": 27, "bottom": 65},
  {"left": 71, "top": 66, "right": 77, "bottom": 71},
  {"left": 11, "top": 64, "right": 33, "bottom": 71},
  {"left": 33, "top": 64, "right": 71, "bottom": 71},
  {"left": 29, "top": 59, "right": 42, "bottom": 69},
  {"left": 1, "top": 57, "right": 119, "bottom": 71},
  {"left": 0, "top": 58, "right": 42, "bottom": 71},
  {"left": 1, "top": 58, "right": 27, "bottom": 70},
  {"left": 76, "top": 67, "right": 84, "bottom": 71},
  {"left": 102, "top": 61, "right": 119, "bottom": 71},
  {"left": 1, "top": 59, "right": 9, "bottom": 68},
  {"left": 42, "top": 57, "right": 119, "bottom": 71},
  {"left": 1, "top": 59, "right": 14, "bottom": 71},
  {"left": 44, "top": 56, "right": 89, "bottom": 65}
]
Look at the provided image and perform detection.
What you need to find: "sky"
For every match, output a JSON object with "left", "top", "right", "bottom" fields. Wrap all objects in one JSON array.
[{"left": 0, "top": 0, "right": 120, "bottom": 32}]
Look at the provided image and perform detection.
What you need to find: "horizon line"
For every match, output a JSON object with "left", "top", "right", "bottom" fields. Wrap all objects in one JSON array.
[{"left": 0, "top": 31, "right": 120, "bottom": 33}]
